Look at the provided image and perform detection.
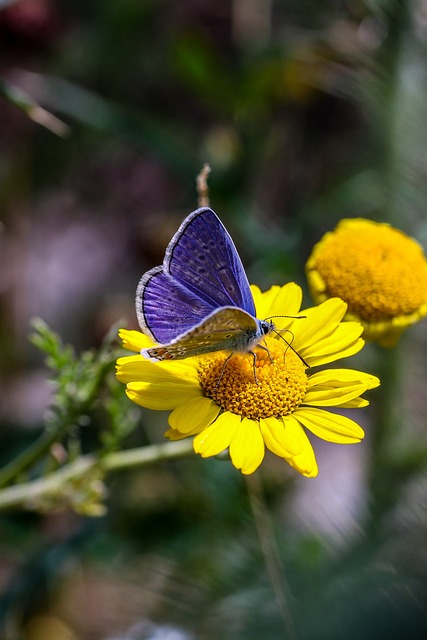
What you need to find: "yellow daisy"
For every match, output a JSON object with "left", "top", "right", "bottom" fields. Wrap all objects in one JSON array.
[
  {"left": 116, "top": 283, "right": 379, "bottom": 477},
  {"left": 306, "top": 218, "right": 427, "bottom": 347}
]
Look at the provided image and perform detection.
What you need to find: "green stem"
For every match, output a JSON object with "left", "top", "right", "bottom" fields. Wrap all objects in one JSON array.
[
  {"left": 104, "top": 439, "right": 194, "bottom": 471},
  {"left": 0, "top": 360, "right": 114, "bottom": 489},
  {"left": 366, "top": 345, "right": 401, "bottom": 537},
  {"left": 245, "top": 473, "right": 298, "bottom": 640},
  {"left": 0, "top": 422, "right": 69, "bottom": 489},
  {"left": 0, "top": 440, "right": 194, "bottom": 511}
]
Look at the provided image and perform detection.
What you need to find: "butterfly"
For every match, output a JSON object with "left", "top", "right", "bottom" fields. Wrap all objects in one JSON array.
[{"left": 136, "top": 207, "right": 275, "bottom": 368}]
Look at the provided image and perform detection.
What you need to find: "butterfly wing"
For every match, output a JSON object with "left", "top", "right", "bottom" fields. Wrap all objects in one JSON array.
[
  {"left": 136, "top": 266, "right": 216, "bottom": 343},
  {"left": 165, "top": 208, "right": 256, "bottom": 316},
  {"left": 136, "top": 207, "right": 257, "bottom": 345},
  {"left": 142, "top": 307, "right": 262, "bottom": 361}
]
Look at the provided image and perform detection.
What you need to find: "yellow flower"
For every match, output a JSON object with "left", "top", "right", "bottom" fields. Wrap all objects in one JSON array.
[
  {"left": 116, "top": 283, "right": 379, "bottom": 478},
  {"left": 306, "top": 218, "right": 427, "bottom": 347}
]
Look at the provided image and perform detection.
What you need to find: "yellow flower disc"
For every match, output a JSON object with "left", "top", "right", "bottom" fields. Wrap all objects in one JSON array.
[
  {"left": 198, "top": 340, "right": 308, "bottom": 421},
  {"left": 309, "top": 220, "right": 427, "bottom": 322}
]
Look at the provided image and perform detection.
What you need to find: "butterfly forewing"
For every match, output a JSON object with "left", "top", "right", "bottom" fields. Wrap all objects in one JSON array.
[
  {"left": 143, "top": 307, "right": 263, "bottom": 361},
  {"left": 165, "top": 208, "right": 256, "bottom": 316}
]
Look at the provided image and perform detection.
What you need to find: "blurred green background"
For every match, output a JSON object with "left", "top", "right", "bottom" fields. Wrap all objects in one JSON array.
[{"left": 1, "top": 0, "right": 427, "bottom": 639}]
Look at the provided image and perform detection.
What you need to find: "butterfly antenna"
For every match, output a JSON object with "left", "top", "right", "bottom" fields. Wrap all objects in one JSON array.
[
  {"left": 265, "top": 313, "right": 308, "bottom": 367},
  {"left": 265, "top": 314, "right": 307, "bottom": 321},
  {"left": 273, "top": 329, "right": 310, "bottom": 369}
]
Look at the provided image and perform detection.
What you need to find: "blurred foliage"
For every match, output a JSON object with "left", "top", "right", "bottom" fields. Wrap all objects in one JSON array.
[
  {"left": 1, "top": 0, "right": 427, "bottom": 639},
  {"left": 0, "top": 319, "right": 125, "bottom": 511}
]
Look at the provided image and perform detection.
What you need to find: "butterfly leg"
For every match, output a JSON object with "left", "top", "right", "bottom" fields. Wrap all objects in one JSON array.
[
  {"left": 257, "top": 342, "right": 273, "bottom": 363},
  {"left": 215, "top": 351, "right": 262, "bottom": 388},
  {"left": 214, "top": 353, "right": 234, "bottom": 390},
  {"left": 248, "top": 350, "right": 260, "bottom": 385}
]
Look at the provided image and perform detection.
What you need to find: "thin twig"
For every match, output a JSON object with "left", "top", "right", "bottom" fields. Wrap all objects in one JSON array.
[
  {"left": 0, "top": 77, "right": 71, "bottom": 137},
  {"left": 196, "top": 163, "right": 211, "bottom": 207}
]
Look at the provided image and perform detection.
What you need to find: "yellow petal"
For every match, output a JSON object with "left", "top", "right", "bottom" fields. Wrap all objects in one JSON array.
[
  {"left": 295, "top": 407, "right": 364, "bottom": 443},
  {"left": 260, "top": 416, "right": 318, "bottom": 477},
  {"left": 306, "top": 267, "right": 327, "bottom": 295},
  {"left": 251, "top": 283, "right": 303, "bottom": 321},
  {"left": 116, "top": 356, "right": 199, "bottom": 385},
  {"left": 260, "top": 416, "right": 301, "bottom": 456},
  {"left": 339, "top": 398, "right": 369, "bottom": 408},
  {"left": 126, "top": 380, "right": 200, "bottom": 410},
  {"left": 304, "top": 369, "right": 380, "bottom": 406},
  {"left": 165, "top": 428, "right": 189, "bottom": 441},
  {"left": 116, "top": 355, "right": 147, "bottom": 383},
  {"left": 229, "top": 417, "right": 265, "bottom": 474},
  {"left": 250, "top": 284, "right": 269, "bottom": 317},
  {"left": 168, "top": 397, "right": 220, "bottom": 435},
  {"left": 267, "top": 282, "right": 303, "bottom": 319},
  {"left": 303, "top": 383, "right": 366, "bottom": 406},
  {"left": 251, "top": 284, "right": 281, "bottom": 316},
  {"left": 289, "top": 298, "right": 348, "bottom": 354},
  {"left": 118, "top": 329, "right": 153, "bottom": 352},
  {"left": 193, "top": 412, "right": 239, "bottom": 458},
  {"left": 307, "top": 368, "right": 380, "bottom": 387},
  {"left": 301, "top": 324, "right": 364, "bottom": 366}
]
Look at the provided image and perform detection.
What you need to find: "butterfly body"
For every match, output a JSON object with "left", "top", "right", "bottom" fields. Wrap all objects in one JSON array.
[
  {"left": 142, "top": 307, "right": 274, "bottom": 361},
  {"left": 136, "top": 207, "right": 274, "bottom": 362}
]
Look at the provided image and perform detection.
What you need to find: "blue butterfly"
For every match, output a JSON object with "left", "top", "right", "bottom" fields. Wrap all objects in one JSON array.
[{"left": 136, "top": 207, "right": 275, "bottom": 364}]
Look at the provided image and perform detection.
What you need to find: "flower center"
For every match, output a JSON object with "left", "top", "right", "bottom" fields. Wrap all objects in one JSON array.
[
  {"left": 198, "top": 339, "right": 308, "bottom": 420},
  {"left": 315, "top": 223, "right": 427, "bottom": 321}
]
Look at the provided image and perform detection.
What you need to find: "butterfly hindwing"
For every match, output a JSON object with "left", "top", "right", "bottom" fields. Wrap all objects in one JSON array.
[
  {"left": 143, "top": 307, "right": 262, "bottom": 361},
  {"left": 136, "top": 266, "right": 216, "bottom": 343}
]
